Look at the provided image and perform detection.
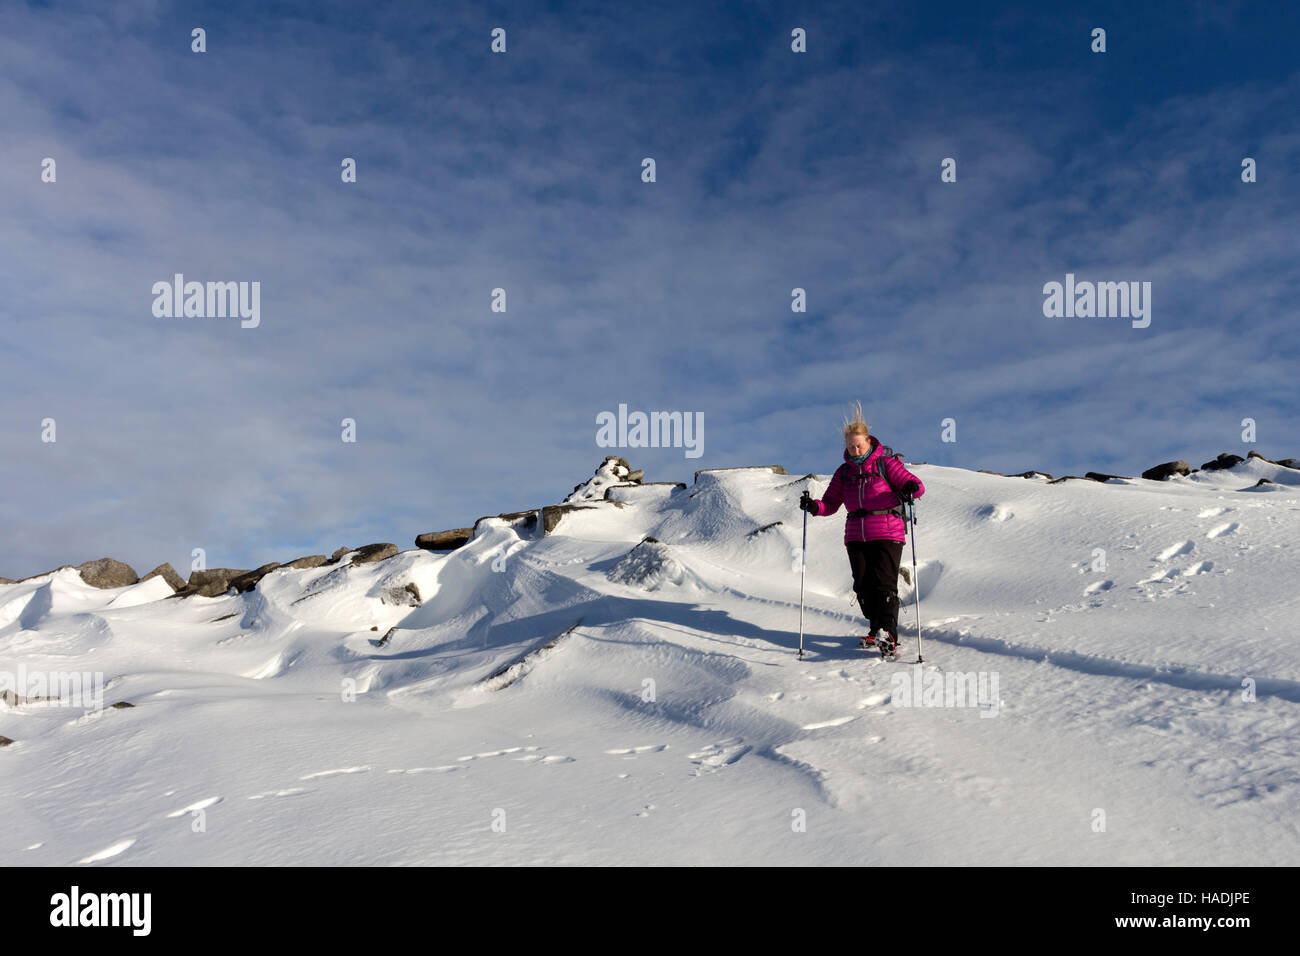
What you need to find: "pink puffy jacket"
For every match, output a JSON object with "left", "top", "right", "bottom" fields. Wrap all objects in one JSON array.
[{"left": 813, "top": 437, "right": 925, "bottom": 543}]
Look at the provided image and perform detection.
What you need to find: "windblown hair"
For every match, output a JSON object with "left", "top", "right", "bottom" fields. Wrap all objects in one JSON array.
[{"left": 842, "top": 401, "right": 871, "bottom": 440}]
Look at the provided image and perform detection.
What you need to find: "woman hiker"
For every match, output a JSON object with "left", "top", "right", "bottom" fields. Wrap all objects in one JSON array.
[{"left": 799, "top": 402, "right": 924, "bottom": 657}]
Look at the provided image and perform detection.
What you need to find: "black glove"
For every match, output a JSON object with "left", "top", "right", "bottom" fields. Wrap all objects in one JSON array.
[
  {"left": 799, "top": 491, "right": 818, "bottom": 514},
  {"left": 898, "top": 481, "right": 919, "bottom": 502}
]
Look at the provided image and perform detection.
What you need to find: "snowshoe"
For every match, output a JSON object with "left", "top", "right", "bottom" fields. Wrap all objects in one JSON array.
[
  {"left": 878, "top": 631, "right": 899, "bottom": 661},
  {"left": 858, "top": 632, "right": 877, "bottom": 650}
]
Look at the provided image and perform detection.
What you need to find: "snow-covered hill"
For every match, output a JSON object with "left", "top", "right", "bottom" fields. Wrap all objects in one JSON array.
[{"left": 3, "top": 458, "right": 1298, "bottom": 865}]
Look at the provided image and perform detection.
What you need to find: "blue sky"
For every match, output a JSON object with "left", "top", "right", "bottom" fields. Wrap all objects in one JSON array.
[{"left": 2, "top": 0, "right": 1298, "bottom": 579}]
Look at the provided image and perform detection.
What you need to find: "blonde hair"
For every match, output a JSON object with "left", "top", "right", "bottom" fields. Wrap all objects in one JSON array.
[{"left": 842, "top": 401, "right": 871, "bottom": 440}]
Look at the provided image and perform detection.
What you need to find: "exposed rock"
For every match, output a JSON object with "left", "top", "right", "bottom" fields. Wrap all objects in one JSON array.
[
  {"left": 351, "top": 543, "right": 398, "bottom": 564},
  {"left": 177, "top": 568, "right": 251, "bottom": 598},
  {"left": 607, "top": 538, "right": 684, "bottom": 590},
  {"left": 899, "top": 566, "right": 911, "bottom": 585},
  {"left": 1253, "top": 478, "right": 1277, "bottom": 487},
  {"left": 0, "top": 736, "right": 12, "bottom": 748},
  {"left": 110, "top": 701, "right": 135, "bottom": 709},
  {"left": 1201, "top": 453, "right": 1245, "bottom": 471},
  {"left": 75, "top": 558, "right": 139, "bottom": 589},
  {"left": 979, "top": 469, "right": 1056, "bottom": 480},
  {"left": 324, "top": 547, "right": 353, "bottom": 565},
  {"left": 1142, "top": 460, "right": 1191, "bottom": 481},
  {"left": 473, "top": 510, "right": 540, "bottom": 534},
  {"left": 1084, "top": 472, "right": 1129, "bottom": 482},
  {"left": 564, "top": 456, "right": 642, "bottom": 503},
  {"left": 229, "top": 562, "right": 281, "bottom": 593},
  {"left": 0, "top": 577, "right": 13, "bottom": 585},
  {"left": 380, "top": 582, "right": 423, "bottom": 607},
  {"left": 141, "top": 563, "right": 185, "bottom": 591},
  {"left": 284, "top": 554, "right": 330, "bottom": 569},
  {"left": 1047, "top": 475, "right": 1092, "bottom": 485},
  {"left": 542, "top": 503, "right": 601, "bottom": 535},
  {"left": 747, "top": 521, "right": 783, "bottom": 538},
  {"left": 415, "top": 528, "right": 474, "bottom": 551},
  {"left": 1, "top": 689, "right": 58, "bottom": 707}
]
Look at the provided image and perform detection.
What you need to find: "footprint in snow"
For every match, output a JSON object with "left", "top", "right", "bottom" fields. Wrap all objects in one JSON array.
[
  {"left": 386, "top": 766, "right": 461, "bottom": 774},
  {"left": 77, "top": 838, "right": 135, "bottom": 864},
  {"left": 1157, "top": 540, "right": 1195, "bottom": 561},
  {"left": 165, "top": 796, "right": 222, "bottom": 818},
  {"left": 857, "top": 692, "right": 892, "bottom": 709},
  {"left": 1198, "top": 507, "right": 1231, "bottom": 518},
  {"left": 605, "top": 744, "right": 669, "bottom": 755},
  {"left": 802, "top": 715, "right": 858, "bottom": 730},
  {"left": 1206, "top": 522, "right": 1240, "bottom": 538},
  {"left": 516, "top": 754, "right": 575, "bottom": 764},
  {"left": 457, "top": 746, "right": 540, "bottom": 761},
  {"left": 1083, "top": 579, "right": 1114, "bottom": 594},
  {"left": 688, "top": 740, "right": 750, "bottom": 773},
  {"left": 299, "top": 766, "right": 370, "bottom": 780},
  {"left": 1181, "top": 561, "right": 1214, "bottom": 576}
]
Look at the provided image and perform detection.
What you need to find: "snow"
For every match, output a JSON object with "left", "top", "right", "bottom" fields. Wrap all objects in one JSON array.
[{"left": 2, "top": 459, "right": 1298, "bottom": 864}]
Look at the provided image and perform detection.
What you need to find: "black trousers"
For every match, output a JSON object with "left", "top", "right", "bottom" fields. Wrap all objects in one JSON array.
[{"left": 846, "top": 539, "right": 904, "bottom": 635}]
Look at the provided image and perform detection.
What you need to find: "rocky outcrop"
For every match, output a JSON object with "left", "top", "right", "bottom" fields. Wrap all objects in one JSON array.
[
  {"left": 173, "top": 568, "right": 251, "bottom": 599},
  {"left": 1200, "top": 453, "right": 1244, "bottom": 471},
  {"left": 73, "top": 558, "right": 139, "bottom": 589},
  {"left": 415, "top": 529, "right": 474, "bottom": 551},
  {"left": 1141, "top": 460, "right": 1192, "bottom": 481},
  {"left": 1084, "top": 471, "right": 1129, "bottom": 482},
  {"left": 380, "top": 582, "right": 423, "bottom": 606},
  {"left": 230, "top": 563, "right": 282, "bottom": 593},
  {"left": 284, "top": 554, "right": 330, "bottom": 569},
  {"left": 350, "top": 543, "right": 398, "bottom": 565},
  {"left": 978, "top": 470, "right": 1056, "bottom": 480},
  {"left": 542, "top": 503, "right": 605, "bottom": 535},
  {"left": 141, "top": 563, "right": 186, "bottom": 591},
  {"left": 12, "top": 557, "right": 142, "bottom": 589},
  {"left": 564, "top": 456, "right": 644, "bottom": 503},
  {"left": 473, "top": 510, "right": 540, "bottom": 535},
  {"left": 324, "top": 547, "right": 353, "bottom": 565}
]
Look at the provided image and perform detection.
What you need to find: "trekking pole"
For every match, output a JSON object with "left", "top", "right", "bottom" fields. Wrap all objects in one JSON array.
[
  {"left": 907, "top": 500, "right": 923, "bottom": 663},
  {"left": 797, "top": 505, "right": 808, "bottom": 660}
]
